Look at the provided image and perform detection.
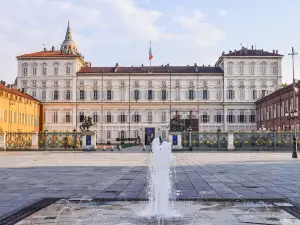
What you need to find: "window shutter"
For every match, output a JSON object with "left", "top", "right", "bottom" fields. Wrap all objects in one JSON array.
[
  {"left": 233, "top": 115, "right": 236, "bottom": 123},
  {"left": 214, "top": 115, "right": 217, "bottom": 122},
  {"left": 111, "top": 115, "right": 114, "bottom": 123},
  {"left": 139, "top": 115, "right": 141, "bottom": 122},
  {"left": 233, "top": 90, "right": 235, "bottom": 99},
  {"left": 227, "top": 115, "right": 229, "bottom": 122},
  {"left": 186, "top": 90, "right": 189, "bottom": 100},
  {"left": 199, "top": 90, "right": 203, "bottom": 100},
  {"left": 166, "top": 90, "right": 169, "bottom": 100},
  {"left": 152, "top": 91, "right": 155, "bottom": 100},
  {"left": 159, "top": 90, "right": 162, "bottom": 100},
  {"left": 104, "top": 114, "right": 107, "bottom": 123},
  {"left": 117, "top": 115, "right": 120, "bottom": 122},
  {"left": 110, "top": 90, "right": 113, "bottom": 100},
  {"left": 207, "top": 115, "right": 210, "bottom": 123},
  {"left": 104, "top": 90, "right": 107, "bottom": 100},
  {"left": 207, "top": 90, "right": 209, "bottom": 100},
  {"left": 226, "top": 90, "right": 229, "bottom": 100}
]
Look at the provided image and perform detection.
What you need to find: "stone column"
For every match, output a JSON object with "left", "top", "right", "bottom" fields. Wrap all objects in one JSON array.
[
  {"left": 91, "top": 132, "right": 96, "bottom": 149},
  {"left": 31, "top": 132, "right": 39, "bottom": 150},
  {"left": 227, "top": 132, "right": 235, "bottom": 151},
  {"left": 0, "top": 132, "right": 6, "bottom": 151}
]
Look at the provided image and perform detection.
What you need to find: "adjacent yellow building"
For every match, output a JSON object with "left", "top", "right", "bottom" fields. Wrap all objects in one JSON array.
[{"left": 0, "top": 81, "right": 43, "bottom": 133}]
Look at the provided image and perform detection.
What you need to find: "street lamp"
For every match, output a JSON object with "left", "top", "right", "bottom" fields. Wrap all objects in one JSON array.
[
  {"left": 188, "top": 126, "right": 192, "bottom": 151},
  {"left": 44, "top": 128, "right": 48, "bottom": 151},
  {"left": 285, "top": 109, "right": 298, "bottom": 158},
  {"left": 217, "top": 127, "right": 221, "bottom": 151}
]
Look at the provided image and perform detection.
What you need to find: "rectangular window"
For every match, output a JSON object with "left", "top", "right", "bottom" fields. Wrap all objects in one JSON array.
[
  {"left": 203, "top": 90, "right": 208, "bottom": 100},
  {"left": 120, "top": 114, "right": 126, "bottom": 123},
  {"left": 66, "top": 65, "right": 71, "bottom": 74},
  {"left": 217, "top": 90, "right": 221, "bottom": 100},
  {"left": 176, "top": 89, "right": 180, "bottom": 100},
  {"left": 54, "top": 67, "right": 58, "bottom": 75},
  {"left": 239, "top": 89, "right": 245, "bottom": 100},
  {"left": 148, "top": 90, "right": 153, "bottom": 100},
  {"left": 239, "top": 113, "right": 245, "bottom": 123},
  {"left": 148, "top": 111, "right": 152, "bottom": 123},
  {"left": 162, "top": 90, "right": 167, "bottom": 100},
  {"left": 32, "top": 90, "right": 36, "bottom": 97},
  {"left": 189, "top": 90, "right": 194, "bottom": 100},
  {"left": 216, "top": 114, "right": 222, "bottom": 123},
  {"left": 134, "top": 90, "right": 139, "bottom": 100},
  {"left": 107, "top": 114, "right": 112, "bottom": 123},
  {"left": 107, "top": 90, "right": 112, "bottom": 100},
  {"left": 227, "top": 112, "right": 235, "bottom": 123},
  {"left": 202, "top": 114, "right": 208, "bottom": 123},
  {"left": 249, "top": 114, "right": 256, "bottom": 123},
  {"left": 161, "top": 112, "right": 167, "bottom": 122},
  {"left": 107, "top": 131, "right": 111, "bottom": 139},
  {"left": 252, "top": 90, "right": 257, "bottom": 99},
  {"left": 93, "top": 112, "right": 98, "bottom": 123},
  {"left": 42, "top": 90, "right": 46, "bottom": 100},
  {"left": 42, "top": 67, "right": 47, "bottom": 75},
  {"left": 32, "top": 67, "right": 37, "bottom": 75},
  {"left": 66, "top": 112, "right": 71, "bottom": 123},
  {"left": 23, "top": 67, "right": 28, "bottom": 75},
  {"left": 66, "top": 90, "right": 71, "bottom": 100},
  {"left": 228, "top": 90, "right": 235, "bottom": 100},
  {"left": 80, "top": 90, "right": 85, "bottom": 100},
  {"left": 54, "top": 81, "right": 59, "bottom": 86},
  {"left": 53, "top": 90, "right": 59, "bottom": 100},
  {"left": 93, "top": 90, "right": 98, "bottom": 100},
  {"left": 53, "top": 112, "right": 58, "bottom": 123},
  {"left": 32, "top": 80, "right": 37, "bottom": 87},
  {"left": 79, "top": 112, "right": 84, "bottom": 122}
]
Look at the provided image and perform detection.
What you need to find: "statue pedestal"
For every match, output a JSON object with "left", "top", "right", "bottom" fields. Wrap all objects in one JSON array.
[
  {"left": 169, "top": 132, "right": 182, "bottom": 150},
  {"left": 82, "top": 132, "right": 96, "bottom": 150},
  {"left": 227, "top": 132, "right": 235, "bottom": 151}
]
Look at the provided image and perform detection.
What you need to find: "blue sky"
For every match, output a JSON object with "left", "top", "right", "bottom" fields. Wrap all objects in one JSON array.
[{"left": 0, "top": 0, "right": 300, "bottom": 83}]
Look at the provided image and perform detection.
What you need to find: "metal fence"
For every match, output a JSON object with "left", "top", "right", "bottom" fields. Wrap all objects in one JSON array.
[{"left": 5, "top": 132, "right": 33, "bottom": 150}]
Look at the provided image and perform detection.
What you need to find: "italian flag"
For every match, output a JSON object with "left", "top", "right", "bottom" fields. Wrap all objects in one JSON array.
[{"left": 149, "top": 41, "right": 153, "bottom": 60}]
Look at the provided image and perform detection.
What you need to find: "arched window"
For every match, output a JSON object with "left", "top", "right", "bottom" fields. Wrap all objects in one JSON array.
[
  {"left": 42, "top": 63, "right": 47, "bottom": 75},
  {"left": 107, "top": 131, "right": 111, "bottom": 139},
  {"left": 250, "top": 62, "right": 255, "bottom": 75},
  {"left": 22, "top": 63, "right": 28, "bottom": 75},
  {"left": 106, "top": 111, "right": 112, "bottom": 123},
  {"left": 134, "top": 130, "right": 139, "bottom": 138},
  {"left": 239, "top": 62, "right": 245, "bottom": 75},
  {"left": 272, "top": 63, "right": 278, "bottom": 74},
  {"left": 148, "top": 111, "right": 153, "bottom": 123},
  {"left": 120, "top": 130, "right": 125, "bottom": 139},
  {"left": 32, "top": 63, "right": 37, "bottom": 75},
  {"left": 227, "top": 62, "right": 233, "bottom": 75},
  {"left": 202, "top": 111, "right": 209, "bottom": 123}
]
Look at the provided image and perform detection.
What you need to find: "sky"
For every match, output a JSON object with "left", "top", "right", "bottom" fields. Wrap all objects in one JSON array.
[{"left": 0, "top": 0, "right": 300, "bottom": 84}]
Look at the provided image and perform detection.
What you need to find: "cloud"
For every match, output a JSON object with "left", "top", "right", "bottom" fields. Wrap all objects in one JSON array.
[
  {"left": 0, "top": 0, "right": 225, "bottom": 83},
  {"left": 172, "top": 11, "right": 225, "bottom": 47},
  {"left": 219, "top": 9, "right": 228, "bottom": 16}
]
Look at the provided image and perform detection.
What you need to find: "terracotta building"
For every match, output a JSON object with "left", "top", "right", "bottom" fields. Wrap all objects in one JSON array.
[{"left": 255, "top": 83, "right": 300, "bottom": 131}]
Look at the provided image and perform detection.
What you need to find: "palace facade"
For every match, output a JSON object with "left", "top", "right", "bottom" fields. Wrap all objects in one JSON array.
[{"left": 16, "top": 22, "right": 283, "bottom": 144}]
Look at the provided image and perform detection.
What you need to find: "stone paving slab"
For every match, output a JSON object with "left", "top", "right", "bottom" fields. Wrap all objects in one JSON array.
[{"left": 0, "top": 152, "right": 299, "bottom": 219}]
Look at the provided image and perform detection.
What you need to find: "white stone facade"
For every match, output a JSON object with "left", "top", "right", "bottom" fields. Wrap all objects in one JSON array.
[{"left": 15, "top": 23, "right": 283, "bottom": 144}]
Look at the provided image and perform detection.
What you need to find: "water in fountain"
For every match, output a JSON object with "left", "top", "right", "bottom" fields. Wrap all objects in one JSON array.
[{"left": 140, "top": 137, "right": 180, "bottom": 219}]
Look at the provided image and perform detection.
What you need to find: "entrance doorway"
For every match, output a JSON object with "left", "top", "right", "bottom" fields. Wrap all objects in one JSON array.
[{"left": 145, "top": 127, "right": 155, "bottom": 145}]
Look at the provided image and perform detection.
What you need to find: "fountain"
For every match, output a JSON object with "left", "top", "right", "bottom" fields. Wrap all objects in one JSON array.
[{"left": 140, "top": 137, "right": 179, "bottom": 219}]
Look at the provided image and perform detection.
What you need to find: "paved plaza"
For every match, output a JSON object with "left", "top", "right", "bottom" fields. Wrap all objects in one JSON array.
[{"left": 0, "top": 151, "right": 299, "bottom": 219}]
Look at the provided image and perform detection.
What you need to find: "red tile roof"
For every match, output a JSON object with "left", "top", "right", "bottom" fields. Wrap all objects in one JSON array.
[
  {"left": 16, "top": 51, "right": 78, "bottom": 58},
  {"left": 78, "top": 66, "right": 224, "bottom": 74},
  {"left": 0, "top": 83, "right": 40, "bottom": 103}
]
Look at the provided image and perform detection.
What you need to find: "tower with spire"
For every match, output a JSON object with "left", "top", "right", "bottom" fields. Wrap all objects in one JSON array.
[{"left": 60, "top": 21, "right": 79, "bottom": 55}]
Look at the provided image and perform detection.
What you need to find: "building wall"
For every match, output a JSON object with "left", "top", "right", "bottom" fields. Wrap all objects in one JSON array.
[{"left": 0, "top": 87, "right": 42, "bottom": 133}]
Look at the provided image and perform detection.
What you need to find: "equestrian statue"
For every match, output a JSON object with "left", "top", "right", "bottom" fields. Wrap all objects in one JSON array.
[{"left": 79, "top": 116, "right": 94, "bottom": 132}]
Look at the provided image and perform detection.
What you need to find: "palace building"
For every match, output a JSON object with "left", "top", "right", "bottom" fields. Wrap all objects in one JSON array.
[
  {"left": 0, "top": 80, "right": 43, "bottom": 133},
  {"left": 16, "top": 22, "right": 283, "bottom": 144}
]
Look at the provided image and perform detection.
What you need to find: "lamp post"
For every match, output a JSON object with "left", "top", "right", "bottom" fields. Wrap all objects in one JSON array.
[
  {"left": 288, "top": 47, "right": 299, "bottom": 158},
  {"left": 44, "top": 128, "right": 48, "bottom": 151},
  {"left": 271, "top": 127, "right": 277, "bottom": 152},
  {"left": 217, "top": 127, "right": 221, "bottom": 151},
  {"left": 285, "top": 109, "right": 298, "bottom": 158},
  {"left": 188, "top": 126, "right": 192, "bottom": 151}
]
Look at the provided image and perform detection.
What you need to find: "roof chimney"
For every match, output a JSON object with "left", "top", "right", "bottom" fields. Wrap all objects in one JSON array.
[
  {"left": 251, "top": 45, "right": 253, "bottom": 50},
  {"left": 141, "top": 64, "right": 144, "bottom": 68},
  {"left": 21, "top": 88, "right": 25, "bottom": 93},
  {"left": 114, "top": 63, "right": 119, "bottom": 72},
  {"left": 273, "top": 49, "right": 275, "bottom": 53},
  {"left": 222, "top": 51, "right": 225, "bottom": 55},
  {"left": 276, "top": 50, "right": 278, "bottom": 54},
  {"left": 51, "top": 46, "right": 55, "bottom": 52}
]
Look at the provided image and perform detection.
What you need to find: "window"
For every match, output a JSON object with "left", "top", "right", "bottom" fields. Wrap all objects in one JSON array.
[
  {"left": 162, "top": 90, "right": 167, "bottom": 100},
  {"left": 22, "top": 65, "right": 28, "bottom": 75},
  {"left": 252, "top": 90, "right": 257, "bottom": 99},
  {"left": 250, "top": 63, "right": 255, "bottom": 75},
  {"left": 262, "top": 90, "right": 267, "bottom": 97},
  {"left": 107, "top": 131, "right": 111, "bottom": 139},
  {"left": 32, "top": 66, "right": 37, "bottom": 75},
  {"left": 272, "top": 63, "right": 278, "bottom": 74},
  {"left": 239, "top": 88, "right": 245, "bottom": 100},
  {"left": 261, "top": 62, "right": 266, "bottom": 74},
  {"left": 53, "top": 112, "right": 58, "bottom": 123},
  {"left": 148, "top": 111, "right": 153, "bottom": 123},
  {"left": 66, "top": 65, "right": 71, "bottom": 74},
  {"left": 42, "top": 90, "right": 46, "bottom": 100},
  {"left": 161, "top": 112, "right": 167, "bottom": 122},
  {"left": 22, "top": 80, "right": 28, "bottom": 86},
  {"left": 32, "top": 80, "right": 37, "bottom": 87},
  {"left": 148, "top": 80, "right": 152, "bottom": 86},
  {"left": 176, "top": 89, "right": 180, "bottom": 100},
  {"left": 66, "top": 90, "right": 71, "bottom": 100},
  {"left": 79, "top": 80, "right": 84, "bottom": 85},
  {"left": 134, "top": 130, "right": 139, "bottom": 139},
  {"left": 32, "top": 90, "right": 36, "bottom": 97},
  {"left": 217, "top": 89, "right": 221, "bottom": 100},
  {"left": 228, "top": 80, "right": 233, "bottom": 85},
  {"left": 133, "top": 111, "right": 140, "bottom": 123},
  {"left": 120, "top": 131, "right": 125, "bottom": 139},
  {"left": 53, "top": 90, "right": 59, "bottom": 100},
  {"left": 249, "top": 110, "right": 256, "bottom": 123},
  {"left": 239, "top": 62, "right": 244, "bottom": 74},
  {"left": 188, "top": 90, "right": 194, "bottom": 100},
  {"left": 93, "top": 90, "right": 98, "bottom": 100},
  {"left": 162, "top": 130, "right": 167, "bottom": 140},
  {"left": 250, "top": 80, "right": 255, "bottom": 86},
  {"left": 215, "top": 111, "right": 223, "bottom": 123},
  {"left": 66, "top": 112, "right": 71, "bottom": 123},
  {"left": 79, "top": 112, "right": 84, "bottom": 122},
  {"left": 42, "top": 66, "right": 47, "bottom": 75},
  {"left": 273, "top": 80, "right": 277, "bottom": 86},
  {"left": 202, "top": 112, "right": 209, "bottom": 123},
  {"left": 42, "top": 81, "right": 47, "bottom": 87},
  {"left": 54, "top": 67, "right": 58, "bottom": 75},
  {"left": 227, "top": 62, "right": 233, "bottom": 75},
  {"left": 148, "top": 90, "right": 153, "bottom": 100},
  {"left": 203, "top": 90, "right": 208, "bottom": 100},
  {"left": 107, "top": 90, "right": 112, "bottom": 100},
  {"left": 217, "top": 80, "right": 221, "bottom": 85},
  {"left": 93, "top": 112, "right": 98, "bottom": 123},
  {"left": 54, "top": 80, "right": 58, "bottom": 87},
  {"left": 79, "top": 90, "right": 85, "bottom": 100},
  {"left": 227, "top": 111, "right": 235, "bottom": 123},
  {"left": 120, "top": 112, "right": 126, "bottom": 123},
  {"left": 106, "top": 112, "right": 112, "bottom": 123},
  {"left": 228, "top": 90, "right": 235, "bottom": 100},
  {"left": 134, "top": 90, "right": 139, "bottom": 100},
  {"left": 238, "top": 111, "right": 245, "bottom": 123}
]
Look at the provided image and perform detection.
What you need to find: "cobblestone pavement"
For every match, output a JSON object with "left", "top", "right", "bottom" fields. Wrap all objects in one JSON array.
[{"left": 0, "top": 151, "right": 299, "bottom": 218}]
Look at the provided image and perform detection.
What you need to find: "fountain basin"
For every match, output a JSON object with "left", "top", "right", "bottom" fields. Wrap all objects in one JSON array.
[{"left": 13, "top": 200, "right": 300, "bottom": 225}]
